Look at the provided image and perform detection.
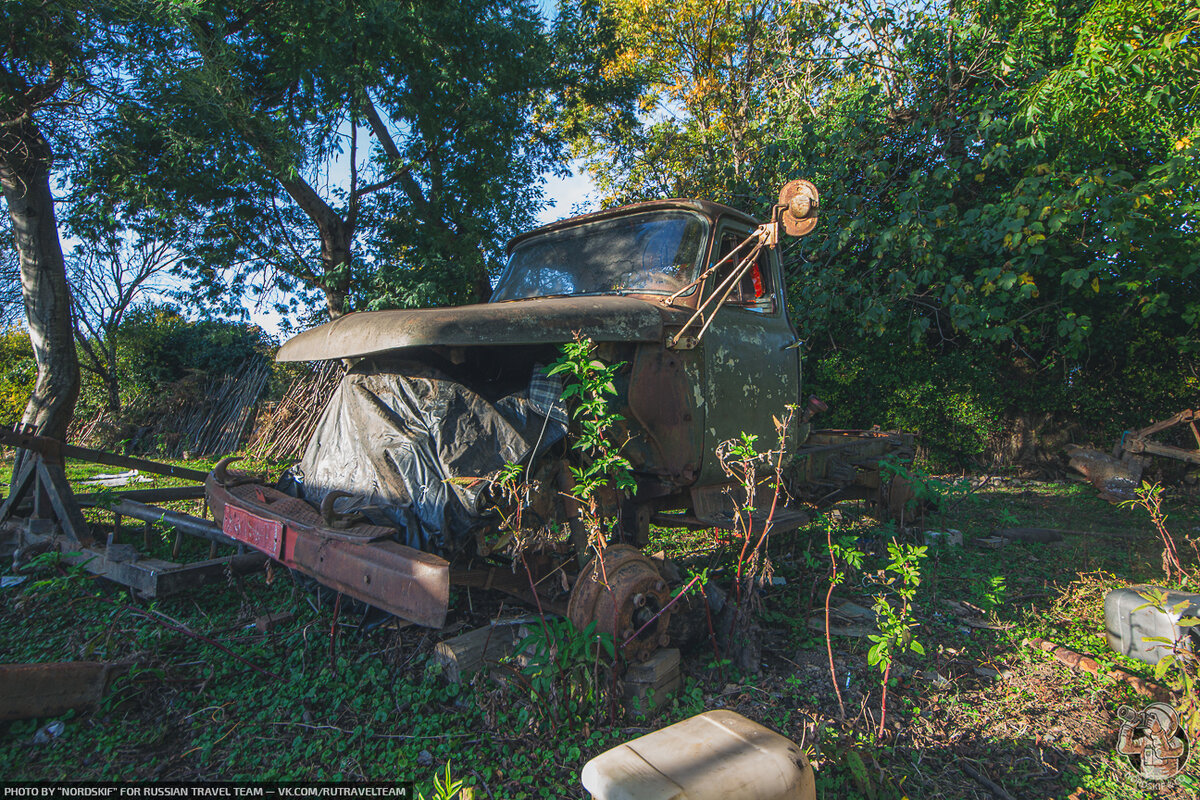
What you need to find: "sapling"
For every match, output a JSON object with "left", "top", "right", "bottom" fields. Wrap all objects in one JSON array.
[{"left": 866, "top": 539, "right": 927, "bottom": 737}]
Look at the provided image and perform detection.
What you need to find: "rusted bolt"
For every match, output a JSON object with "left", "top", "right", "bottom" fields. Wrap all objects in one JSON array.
[
  {"left": 622, "top": 628, "right": 634, "bottom": 639},
  {"left": 654, "top": 580, "right": 666, "bottom": 592},
  {"left": 633, "top": 593, "right": 645, "bottom": 608},
  {"left": 363, "top": 574, "right": 371, "bottom": 585},
  {"left": 658, "top": 634, "right": 670, "bottom": 646}
]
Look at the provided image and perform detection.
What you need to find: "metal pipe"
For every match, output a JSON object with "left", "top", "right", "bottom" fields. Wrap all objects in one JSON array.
[{"left": 108, "top": 499, "right": 237, "bottom": 548}]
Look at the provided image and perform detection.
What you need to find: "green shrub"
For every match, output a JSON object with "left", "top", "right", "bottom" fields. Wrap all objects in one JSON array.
[
  {"left": 75, "top": 303, "right": 275, "bottom": 420},
  {"left": 0, "top": 327, "right": 35, "bottom": 427}
]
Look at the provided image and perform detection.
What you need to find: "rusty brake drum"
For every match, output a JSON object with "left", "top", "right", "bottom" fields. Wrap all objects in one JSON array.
[{"left": 567, "top": 544, "right": 672, "bottom": 662}]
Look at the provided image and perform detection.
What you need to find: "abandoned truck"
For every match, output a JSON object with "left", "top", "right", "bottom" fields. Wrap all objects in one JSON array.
[{"left": 207, "top": 181, "right": 911, "bottom": 655}]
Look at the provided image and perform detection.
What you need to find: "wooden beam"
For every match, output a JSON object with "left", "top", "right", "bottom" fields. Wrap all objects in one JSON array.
[
  {"left": 1127, "top": 438, "right": 1200, "bottom": 465},
  {"left": 0, "top": 428, "right": 208, "bottom": 481},
  {"left": 35, "top": 460, "right": 93, "bottom": 545},
  {"left": 0, "top": 457, "right": 36, "bottom": 523},
  {"left": 77, "top": 486, "right": 208, "bottom": 505},
  {"left": 20, "top": 530, "right": 266, "bottom": 598}
]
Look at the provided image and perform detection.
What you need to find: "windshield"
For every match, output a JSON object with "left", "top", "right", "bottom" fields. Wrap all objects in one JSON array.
[{"left": 491, "top": 211, "right": 709, "bottom": 301}]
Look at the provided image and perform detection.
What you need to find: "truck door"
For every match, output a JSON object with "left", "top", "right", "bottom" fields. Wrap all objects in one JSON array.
[{"left": 695, "top": 222, "right": 801, "bottom": 485}]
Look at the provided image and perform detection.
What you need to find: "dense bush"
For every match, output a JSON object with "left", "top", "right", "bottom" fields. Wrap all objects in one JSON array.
[
  {"left": 74, "top": 304, "right": 275, "bottom": 429},
  {"left": 0, "top": 327, "right": 35, "bottom": 428},
  {"left": 805, "top": 325, "right": 1199, "bottom": 470}
]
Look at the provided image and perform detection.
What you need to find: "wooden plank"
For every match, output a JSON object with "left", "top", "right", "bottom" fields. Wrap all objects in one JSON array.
[
  {"left": 76, "top": 486, "right": 207, "bottom": 505},
  {"left": 1129, "top": 438, "right": 1200, "bottom": 465},
  {"left": 152, "top": 553, "right": 267, "bottom": 596},
  {"left": 0, "top": 428, "right": 208, "bottom": 481},
  {"left": 0, "top": 457, "right": 36, "bottom": 524},
  {"left": 21, "top": 530, "right": 265, "bottom": 598},
  {"left": 35, "top": 461, "right": 93, "bottom": 545},
  {"left": 433, "top": 622, "right": 527, "bottom": 683},
  {"left": 624, "top": 648, "right": 681, "bottom": 716},
  {"left": 0, "top": 662, "right": 132, "bottom": 721}
]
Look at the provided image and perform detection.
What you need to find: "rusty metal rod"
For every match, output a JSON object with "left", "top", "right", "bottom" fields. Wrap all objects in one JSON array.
[
  {"left": 106, "top": 498, "right": 237, "bottom": 548},
  {"left": 669, "top": 237, "right": 765, "bottom": 347}
]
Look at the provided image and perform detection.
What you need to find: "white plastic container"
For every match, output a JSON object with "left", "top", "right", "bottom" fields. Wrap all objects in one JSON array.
[
  {"left": 1104, "top": 585, "right": 1200, "bottom": 665},
  {"left": 581, "top": 710, "right": 816, "bottom": 800}
]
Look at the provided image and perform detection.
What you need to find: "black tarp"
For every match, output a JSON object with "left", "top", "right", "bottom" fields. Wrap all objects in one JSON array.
[{"left": 284, "top": 358, "right": 567, "bottom": 554}]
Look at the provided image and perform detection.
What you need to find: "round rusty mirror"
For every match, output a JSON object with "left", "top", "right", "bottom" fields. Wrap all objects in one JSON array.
[{"left": 778, "top": 179, "right": 819, "bottom": 236}]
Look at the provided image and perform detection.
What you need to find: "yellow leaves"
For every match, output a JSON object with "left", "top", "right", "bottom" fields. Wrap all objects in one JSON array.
[
  {"left": 596, "top": 0, "right": 797, "bottom": 124},
  {"left": 1034, "top": 163, "right": 1052, "bottom": 175},
  {"left": 974, "top": 173, "right": 985, "bottom": 182},
  {"left": 1091, "top": 277, "right": 1100, "bottom": 293},
  {"left": 1019, "top": 272, "right": 1040, "bottom": 299},
  {"left": 1176, "top": 136, "right": 1192, "bottom": 151}
]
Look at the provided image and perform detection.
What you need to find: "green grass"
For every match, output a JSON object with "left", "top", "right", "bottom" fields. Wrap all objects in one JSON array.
[{"left": 3, "top": 467, "right": 1200, "bottom": 798}]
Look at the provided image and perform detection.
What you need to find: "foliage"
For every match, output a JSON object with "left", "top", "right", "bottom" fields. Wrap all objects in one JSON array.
[
  {"left": 879, "top": 455, "right": 973, "bottom": 522},
  {"left": 73, "top": 304, "right": 272, "bottom": 423},
  {"left": 865, "top": 540, "right": 928, "bottom": 676},
  {"left": 822, "top": 517, "right": 865, "bottom": 721},
  {"left": 512, "top": 617, "right": 614, "bottom": 733},
  {"left": 0, "top": 326, "right": 35, "bottom": 427},
  {"left": 0, "top": 225, "right": 20, "bottom": 327},
  {"left": 75, "top": 0, "right": 567, "bottom": 320},
  {"left": 1133, "top": 587, "right": 1200, "bottom": 739},
  {"left": 715, "top": 413, "right": 795, "bottom": 596},
  {"left": 566, "top": 0, "right": 832, "bottom": 203},
  {"left": 569, "top": 0, "right": 1199, "bottom": 463},
  {"left": 547, "top": 336, "right": 636, "bottom": 509},
  {"left": 1120, "top": 482, "right": 1199, "bottom": 587},
  {"left": 418, "top": 763, "right": 472, "bottom": 800}
]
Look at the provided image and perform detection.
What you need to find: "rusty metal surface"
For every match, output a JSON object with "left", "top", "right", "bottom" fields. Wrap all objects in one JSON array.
[
  {"left": 208, "top": 479, "right": 450, "bottom": 628},
  {"left": 0, "top": 662, "right": 131, "bottom": 721},
  {"left": 1117, "top": 409, "right": 1200, "bottom": 466},
  {"left": 223, "top": 504, "right": 284, "bottom": 557},
  {"left": 276, "top": 296, "right": 668, "bottom": 362},
  {"left": 626, "top": 345, "right": 702, "bottom": 487},
  {"left": 287, "top": 535, "right": 450, "bottom": 629},
  {"left": 777, "top": 179, "right": 819, "bottom": 237},
  {"left": 568, "top": 545, "right": 671, "bottom": 662}
]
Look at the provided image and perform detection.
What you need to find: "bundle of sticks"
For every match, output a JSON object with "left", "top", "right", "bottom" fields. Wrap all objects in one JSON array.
[
  {"left": 246, "top": 361, "right": 340, "bottom": 462},
  {"left": 166, "top": 358, "right": 272, "bottom": 458}
]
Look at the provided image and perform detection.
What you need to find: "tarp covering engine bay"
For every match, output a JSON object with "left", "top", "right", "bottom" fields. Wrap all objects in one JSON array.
[{"left": 283, "top": 357, "right": 567, "bottom": 554}]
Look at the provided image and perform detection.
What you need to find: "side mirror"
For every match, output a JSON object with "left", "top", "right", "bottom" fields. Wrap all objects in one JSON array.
[{"left": 776, "top": 179, "right": 819, "bottom": 237}]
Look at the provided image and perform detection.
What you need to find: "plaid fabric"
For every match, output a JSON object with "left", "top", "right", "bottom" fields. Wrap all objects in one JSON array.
[{"left": 529, "top": 365, "right": 568, "bottom": 425}]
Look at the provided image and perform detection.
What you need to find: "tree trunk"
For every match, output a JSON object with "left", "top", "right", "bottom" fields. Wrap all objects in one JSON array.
[
  {"left": 319, "top": 223, "right": 352, "bottom": 319},
  {"left": 0, "top": 122, "right": 80, "bottom": 440}
]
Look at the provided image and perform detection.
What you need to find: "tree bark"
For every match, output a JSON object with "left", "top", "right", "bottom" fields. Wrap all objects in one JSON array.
[
  {"left": 0, "top": 121, "right": 80, "bottom": 440},
  {"left": 279, "top": 176, "right": 352, "bottom": 319}
]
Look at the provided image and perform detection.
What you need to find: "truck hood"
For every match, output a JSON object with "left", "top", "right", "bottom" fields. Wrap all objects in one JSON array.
[{"left": 277, "top": 295, "right": 676, "bottom": 362}]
